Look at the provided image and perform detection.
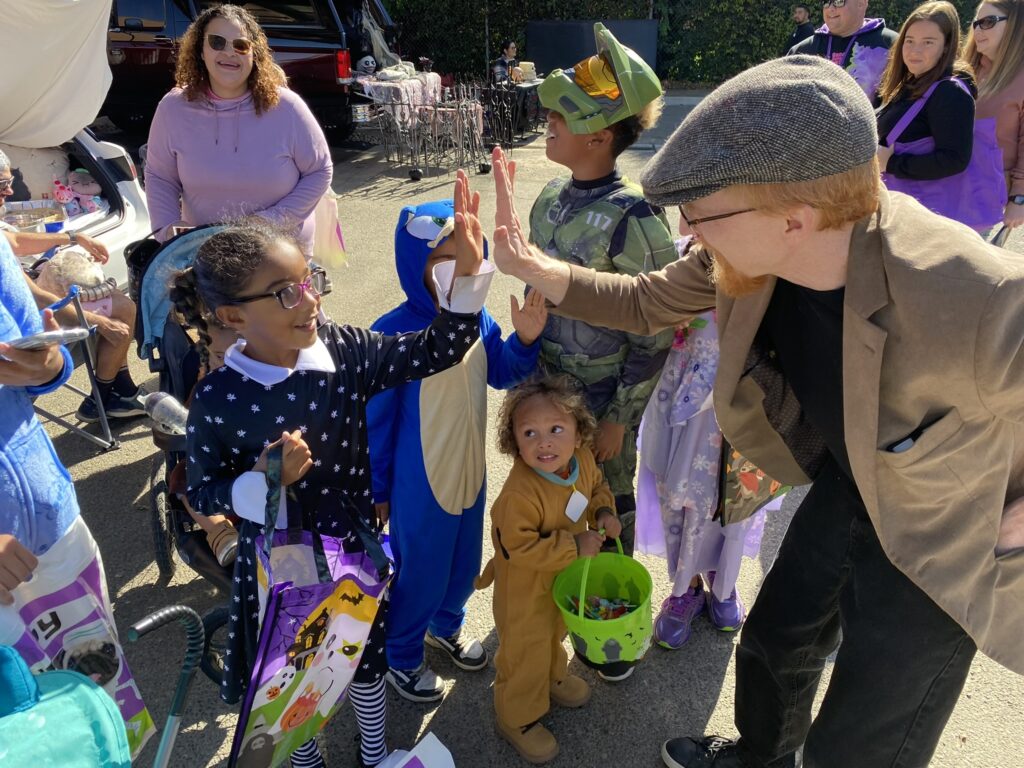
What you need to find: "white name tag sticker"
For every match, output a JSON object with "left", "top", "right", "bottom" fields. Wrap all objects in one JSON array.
[{"left": 565, "top": 490, "right": 589, "bottom": 523}]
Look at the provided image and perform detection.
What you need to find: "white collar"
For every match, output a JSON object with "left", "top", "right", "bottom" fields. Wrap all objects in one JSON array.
[{"left": 223, "top": 336, "right": 336, "bottom": 386}]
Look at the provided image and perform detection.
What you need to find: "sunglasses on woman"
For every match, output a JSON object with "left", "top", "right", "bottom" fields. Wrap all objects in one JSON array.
[
  {"left": 821, "top": 0, "right": 849, "bottom": 7},
  {"left": 231, "top": 269, "right": 328, "bottom": 310},
  {"left": 972, "top": 14, "right": 1008, "bottom": 29},
  {"left": 206, "top": 33, "right": 253, "bottom": 55}
]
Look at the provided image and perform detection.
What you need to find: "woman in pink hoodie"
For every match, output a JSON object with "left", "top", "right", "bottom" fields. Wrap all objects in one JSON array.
[{"left": 145, "top": 4, "right": 332, "bottom": 255}]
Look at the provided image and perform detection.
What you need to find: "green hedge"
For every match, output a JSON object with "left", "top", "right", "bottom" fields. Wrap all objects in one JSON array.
[{"left": 387, "top": 0, "right": 982, "bottom": 85}]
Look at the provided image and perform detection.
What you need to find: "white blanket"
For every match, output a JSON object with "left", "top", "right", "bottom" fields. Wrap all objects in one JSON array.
[{"left": 0, "top": 0, "right": 112, "bottom": 148}]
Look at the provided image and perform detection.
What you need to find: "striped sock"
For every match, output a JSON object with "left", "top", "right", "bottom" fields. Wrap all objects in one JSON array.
[
  {"left": 290, "top": 738, "right": 325, "bottom": 768},
  {"left": 350, "top": 678, "right": 388, "bottom": 766}
]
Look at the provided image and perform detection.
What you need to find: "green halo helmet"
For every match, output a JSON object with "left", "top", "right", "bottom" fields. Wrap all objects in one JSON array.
[{"left": 538, "top": 22, "right": 662, "bottom": 135}]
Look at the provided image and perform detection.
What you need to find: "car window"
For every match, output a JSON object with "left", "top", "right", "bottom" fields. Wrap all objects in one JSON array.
[
  {"left": 194, "top": 2, "right": 325, "bottom": 28},
  {"left": 111, "top": 0, "right": 167, "bottom": 30}
]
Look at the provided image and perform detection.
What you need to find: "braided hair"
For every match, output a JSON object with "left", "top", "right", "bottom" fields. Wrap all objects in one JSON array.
[{"left": 169, "top": 219, "right": 299, "bottom": 372}]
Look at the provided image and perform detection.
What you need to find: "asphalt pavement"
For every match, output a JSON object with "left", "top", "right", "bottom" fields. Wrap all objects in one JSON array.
[{"left": 46, "top": 101, "right": 1024, "bottom": 767}]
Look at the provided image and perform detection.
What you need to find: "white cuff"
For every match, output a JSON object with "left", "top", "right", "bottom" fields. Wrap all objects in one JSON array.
[
  {"left": 432, "top": 260, "right": 495, "bottom": 314},
  {"left": 231, "top": 471, "right": 288, "bottom": 529}
]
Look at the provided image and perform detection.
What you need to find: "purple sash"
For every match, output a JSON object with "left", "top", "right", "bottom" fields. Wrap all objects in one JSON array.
[{"left": 881, "top": 78, "right": 1006, "bottom": 230}]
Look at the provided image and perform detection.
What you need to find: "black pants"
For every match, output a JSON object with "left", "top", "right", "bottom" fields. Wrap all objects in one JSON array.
[{"left": 735, "top": 460, "right": 977, "bottom": 768}]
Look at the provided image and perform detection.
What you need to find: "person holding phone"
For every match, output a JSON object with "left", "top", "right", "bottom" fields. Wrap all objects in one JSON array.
[
  {"left": 145, "top": 4, "right": 332, "bottom": 256},
  {"left": 0, "top": 233, "right": 154, "bottom": 755}
]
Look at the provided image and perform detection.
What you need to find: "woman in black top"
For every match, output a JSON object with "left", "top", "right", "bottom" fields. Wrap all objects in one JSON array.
[{"left": 876, "top": 1, "right": 975, "bottom": 181}]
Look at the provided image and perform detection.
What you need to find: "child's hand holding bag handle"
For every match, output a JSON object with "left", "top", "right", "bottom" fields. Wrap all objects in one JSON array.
[{"left": 226, "top": 445, "right": 392, "bottom": 768}]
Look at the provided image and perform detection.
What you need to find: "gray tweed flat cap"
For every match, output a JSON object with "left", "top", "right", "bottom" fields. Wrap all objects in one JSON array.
[{"left": 640, "top": 55, "right": 877, "bottom": 206}]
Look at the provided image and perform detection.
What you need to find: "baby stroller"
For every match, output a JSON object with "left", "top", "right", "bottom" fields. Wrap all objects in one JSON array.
[
  {"left": 126, "top": 225, "right": 233, "bottom": 681},
  {"left": 1, "top": 605, "right": 207, "bottom": 768}
]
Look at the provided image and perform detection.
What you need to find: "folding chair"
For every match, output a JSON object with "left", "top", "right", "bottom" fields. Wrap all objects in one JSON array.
[{"left": 32, "top": 285, "right": 119, "bottom": 451}]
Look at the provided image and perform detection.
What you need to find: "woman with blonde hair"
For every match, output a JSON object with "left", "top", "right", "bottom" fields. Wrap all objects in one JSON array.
[
  {"left": 145, "top": 4, "right": 332, "bottom": 255},
  {"left": 875, "top": 1, "right": 1005, "bottom": 230},
  {"left": 965, "top": 0, "right": 1024, "bottom": 229}
]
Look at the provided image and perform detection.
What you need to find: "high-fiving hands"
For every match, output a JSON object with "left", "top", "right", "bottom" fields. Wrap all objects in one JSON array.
[
  {"left": 491, "top": 147, "right": 534, "bottom": 277},
  {"left": 450, "top": 169, "right": 485, "bottom": 302}
]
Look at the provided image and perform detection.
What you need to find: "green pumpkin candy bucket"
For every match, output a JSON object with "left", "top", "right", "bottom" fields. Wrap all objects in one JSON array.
[{"left": 552, "top": 539, "right": 653, "bottom": 677}]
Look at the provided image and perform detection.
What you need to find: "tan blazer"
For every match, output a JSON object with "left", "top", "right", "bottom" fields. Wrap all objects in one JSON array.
[{"left": 556, "top": 190, "right": 1024, "bottom": 674}]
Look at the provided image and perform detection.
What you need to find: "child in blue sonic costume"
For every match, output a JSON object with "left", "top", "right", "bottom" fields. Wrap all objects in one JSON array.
[{"left": 367, "top": 200, "right": 547, "bottom": 703}]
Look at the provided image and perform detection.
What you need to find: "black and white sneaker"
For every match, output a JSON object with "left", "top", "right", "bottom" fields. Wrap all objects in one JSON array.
[
  {"left": 661, "top": 736, "right": 760, "bottom": 768},
  {"left": 385, "top": 662, "right": 445, "bottom": 703},
  {"left": 425, "top": 629, "right": 488, "bottom": 671}
]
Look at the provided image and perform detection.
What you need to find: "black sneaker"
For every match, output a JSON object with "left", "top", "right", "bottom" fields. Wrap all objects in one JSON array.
[
  {"left": 104, "top": 392, "right": 147, "bottom": 418},
  {"left": 424, "top": 629, "right": 488, "bottom": 671},
  {"left": 662, "top": 736, "right": 758, "bottom": 768},
  {"left": 75, "top": 396, "right": 103, "bottom": 423},
  {"left": 385, "top": 662, "right": 445, "bottom": 703}
]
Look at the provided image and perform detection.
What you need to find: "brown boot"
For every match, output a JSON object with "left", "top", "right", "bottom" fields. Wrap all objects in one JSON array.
[
  {"left": 496, "top": 718, "right": 559, "bottom": 764},
  {"left": 550, "top": 674, "right": 591, "bottom": 708}
]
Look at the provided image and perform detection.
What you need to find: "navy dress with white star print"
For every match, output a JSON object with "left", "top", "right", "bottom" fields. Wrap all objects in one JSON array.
[{"left": 186, "top": 312, "right": 480, "bottom": 704}]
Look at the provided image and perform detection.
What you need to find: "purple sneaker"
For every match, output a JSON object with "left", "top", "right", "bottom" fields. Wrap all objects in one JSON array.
[
  {"left": 654, "top": 587, "right": 706, "bottom": 650},
  {"left": 705, "top": 572, "right": 746, "bottom": 632}
]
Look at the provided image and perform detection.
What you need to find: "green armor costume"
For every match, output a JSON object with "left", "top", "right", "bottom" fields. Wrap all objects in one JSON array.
[{"left": 529, "top": 173, "right": 678, "bottom": 513}]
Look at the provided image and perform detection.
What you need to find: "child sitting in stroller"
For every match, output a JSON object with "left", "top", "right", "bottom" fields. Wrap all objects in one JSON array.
[{"left": 165, "top": 312, "right": 241, "bottom": 566}]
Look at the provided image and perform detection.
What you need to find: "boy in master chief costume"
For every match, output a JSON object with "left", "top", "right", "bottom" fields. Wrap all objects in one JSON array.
[{"left": 531, "top": 23, "right": 678, "bottom": 561}]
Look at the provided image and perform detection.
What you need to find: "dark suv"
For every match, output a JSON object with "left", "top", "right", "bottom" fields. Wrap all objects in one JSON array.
[{"left": 103, "top": 0, "right": 394, "bottom": 143}]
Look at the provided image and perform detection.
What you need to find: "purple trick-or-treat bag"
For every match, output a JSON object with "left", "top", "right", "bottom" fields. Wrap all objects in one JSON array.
[
  {"left": 881, "top": 78, "right": 1006, "bottom": 231},
  {"left": 228, "top": 449, "right": 392, "bottom": 768}
]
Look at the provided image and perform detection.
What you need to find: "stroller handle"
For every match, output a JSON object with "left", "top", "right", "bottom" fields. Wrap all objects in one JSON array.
[
  {"left": 128, "top": 604, "right": 205, "bottom": 665},
  {"left": 128, "top": 605, "right": 206, "bottom": 768}
]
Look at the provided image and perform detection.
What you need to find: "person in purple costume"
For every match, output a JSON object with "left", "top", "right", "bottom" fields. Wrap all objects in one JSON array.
[
  {"left": 636, "top": 289, "right": 771, "bottom": 650},
  {"left": 787, "top": 0, "right": 897, "bottom": 100}
]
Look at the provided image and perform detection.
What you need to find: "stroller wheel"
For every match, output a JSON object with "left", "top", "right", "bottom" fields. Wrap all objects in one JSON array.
[
  {"left": 149, "top": 455, "right": 178, "bottom": 580},
  {"left": 200, "top": 605, "right": 231, "bottom": 686}
]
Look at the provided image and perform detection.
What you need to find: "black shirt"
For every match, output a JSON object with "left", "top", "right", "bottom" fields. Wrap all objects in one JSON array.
[
  {"left": 757, "top": 279, "right": 852, "bottom": 480},
  {"left": 783, "top": 22, "right": 816, "bottom": 56},
  {"left": 876, "top": 77, "right": 976, "bottom": 181}
]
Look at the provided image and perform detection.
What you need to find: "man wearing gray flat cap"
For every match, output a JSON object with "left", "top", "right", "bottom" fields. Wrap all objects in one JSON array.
[{"left": 477, "top": 54, "right": 1024, "bottom": 768}]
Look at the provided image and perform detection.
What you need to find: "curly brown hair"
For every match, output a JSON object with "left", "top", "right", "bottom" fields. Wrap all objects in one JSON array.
[
  {"left": 175, "top": 4, "right": 286, "bottom": 114},
  {"left": 610, "top": 97, "right": 664, "bottom": 157},
  {"left": 496, "top": 375, "right": 598, "bottom": 457}
]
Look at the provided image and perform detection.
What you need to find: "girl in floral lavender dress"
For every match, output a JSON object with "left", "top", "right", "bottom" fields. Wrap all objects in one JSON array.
[{"left": 635, "top": 311, "right": 771, "bottom": 649}]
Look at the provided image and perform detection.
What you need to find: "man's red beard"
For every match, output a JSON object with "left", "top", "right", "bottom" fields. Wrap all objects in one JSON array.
[{"left": 698, "top": 243, "right": 769, "bottom": 298}]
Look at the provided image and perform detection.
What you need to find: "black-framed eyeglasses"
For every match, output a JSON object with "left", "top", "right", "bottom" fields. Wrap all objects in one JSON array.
[
  {"left": 821, "top": 0, "right": 848, "bottom": 8},
  {"left": 231, "top": 269, "right": 327, "bottom": 309},
  {"left": 0, "top": 177, "right": 13, "bottom": 191},
  {"left": 679, "top": 206, "right": 757, "bottom": 231},
  {"left": 206, "top": 33, "right": 253, "bottom": 55},
  {"left": 972, "top": 14, "right": 1008, "bottom": 29}
]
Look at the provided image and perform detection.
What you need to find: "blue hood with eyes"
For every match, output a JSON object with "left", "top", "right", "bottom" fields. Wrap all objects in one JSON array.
[{"left": 374, "top": 200, "right": 488, "bottom": 334}]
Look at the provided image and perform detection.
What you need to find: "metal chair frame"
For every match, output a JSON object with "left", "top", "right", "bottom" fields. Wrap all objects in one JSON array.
[{"left": 33, "top": 285, "right": 119, "bottom": 451}]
